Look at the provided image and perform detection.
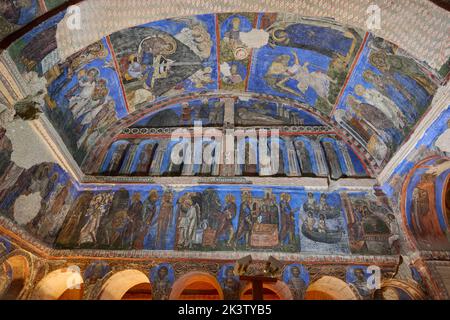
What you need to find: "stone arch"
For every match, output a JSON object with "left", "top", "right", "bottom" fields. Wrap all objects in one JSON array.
[
  {"left": 32, "top": 267, "right": 84, "bottom": 300},
  {"left": 169, "top": 272, "right": 223, "bottom": 300},
  {"left": 1, "top": 255, "right": 29, "bottom": 300},
  {"left": 240, "top": 280, "right": 293, "bottom": 300},
  {"left": 305, "top": 276, "right": 358, "bottom": 300},
  {"left": 374, "top": 279, "right": 426, "bottom": 300},
  {"left": 98, "top": 269, "right": 151, "bottom": 300},
  {"left": 0, "top": 250, "right": 34, "bottom": 300}
]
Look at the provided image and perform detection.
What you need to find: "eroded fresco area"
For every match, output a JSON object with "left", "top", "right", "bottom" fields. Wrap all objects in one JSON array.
[
  {"left": 0, "top": 0, "right": 68, "bottom": 40},
  {"left": 6, "top": 12, "right": 441, "bottom": 172},
  {"left": 0, "top": 125, "right": 78, "bottom": 244}
]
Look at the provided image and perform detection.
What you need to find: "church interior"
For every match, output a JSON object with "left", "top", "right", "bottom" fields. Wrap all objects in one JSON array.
[{"left": 0, "top": 0, "right": 449, "bottom": 301}]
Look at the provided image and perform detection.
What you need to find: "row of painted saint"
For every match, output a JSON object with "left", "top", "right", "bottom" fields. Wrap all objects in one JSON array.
[
  {"left": 100, "top": 135, "right": 367, "bottom": 179},
  {"left": 43, "top": 185, "right": 400, "bottom": 256}
]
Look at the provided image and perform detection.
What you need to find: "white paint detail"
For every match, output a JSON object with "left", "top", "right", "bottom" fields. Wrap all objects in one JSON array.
[
  {"left": 237, "top": 95, "right": 251, "bottom": 102},
  {"left": 66, "top": 5, "right": 82, "bottom": 31},
  {"left": 435, "top": 129, "right": 450, "bottom": 153},
  {"left": 240, "top": 28, "right": 269, "bottom": 48},
  {"left": 4, "top": 119, "right": 57, "bottom": 169},
  {"left": 366, "top": 4, "right": 381, "bottom": 30},
  {"left": 220, "top": 62, "right": 231, "bottom": 78}
]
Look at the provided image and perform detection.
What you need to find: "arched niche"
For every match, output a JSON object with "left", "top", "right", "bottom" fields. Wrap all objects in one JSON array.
[
  {"left": 305, "top": 276, "right": 358, "bottom": 300},
  {"left": 100, "top": 140, "right": 131, "bottom": 175},
  {"left": 129, "top": 140, "right": 159, "bottom": 175},
  {"left": 319, "top": 137, "right": 345, "bottom": 180},
  {"left": 0, "top": 251, "right": 32, "bottom": 300},
  {"left": 401, "top": 156, "right": 450, "bottom": 251},
  {"left": 265, "top": 137, "right": 289, "bottom": 177},
  {"left": 169, "top": 272, "right": 223, "bottom": 300},
  {"left": 98, "top": 269, "right": 151, "bottom": 300},
  {"left": 33, "top": 267, "right": 84, "bottom": 300},
  {"left": 373, "top": 279, "right": 426, "bottom": 300},
  {"left": 240, "top": 281, "right": 293, "bottom": 300},
  {"left": 0, "top": 255, "right": 30, "bottom": 300}
]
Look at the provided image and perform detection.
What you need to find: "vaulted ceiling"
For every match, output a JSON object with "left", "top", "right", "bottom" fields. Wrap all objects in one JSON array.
[
  {"left": 0, "top": 1, "right": 449, "bottom": 286},
  {"left": 3, "top": 8, "right": 446, "bottom": 178}
]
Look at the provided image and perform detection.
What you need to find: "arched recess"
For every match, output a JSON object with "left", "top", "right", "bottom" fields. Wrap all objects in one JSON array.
[
  {"left": 0, "top": 255, "right": 30, "bottom": 300},
  {"left": 33, "top": 268, "right": 84, "bottom": 300},
  {"left": 401, "top": 156, "right": 450, "bottom": 251},
  {"left": 98, "top": 269, "right": 151, "bottom": 300},
  {"left": 0, "top": 251, "right": 34, "bottom": 300},
  {"left": 373, "top": 279, "right": 426, "bottom": 300},
  {"left": 240, "top": 281, "right": 293, "bottom": 300},
  {"left": 305, "top": 276, "right": 358, "bottom": 300},
  {"left": 2, "top": 255, "right": 30, "bottom": 300},
  {"left": 169, "top": 272, "right": 223, "bottom": 300}
]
